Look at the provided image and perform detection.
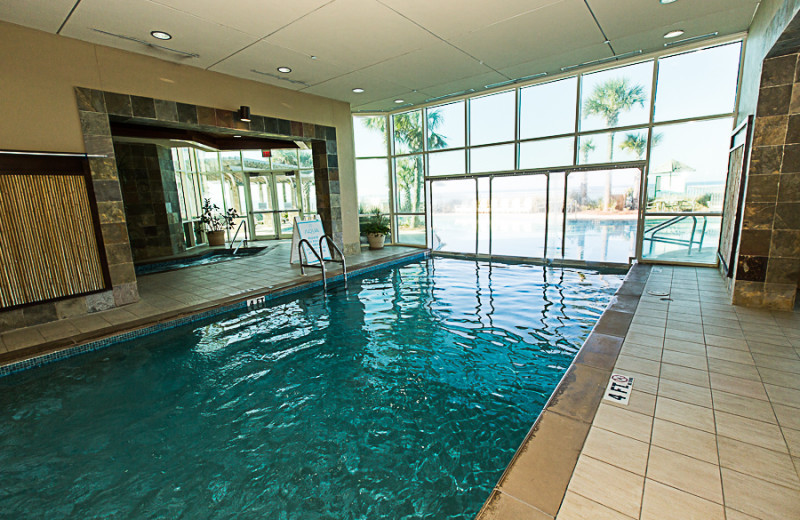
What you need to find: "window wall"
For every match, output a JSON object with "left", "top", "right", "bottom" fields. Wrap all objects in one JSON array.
[{"left": 354, "top": 40, "right": 742, "bottom": 265}]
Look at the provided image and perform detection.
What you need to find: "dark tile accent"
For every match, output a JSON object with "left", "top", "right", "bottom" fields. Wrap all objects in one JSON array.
[
  {"left": 92, "top": 179, "right": 123, "bottom": 202},
  {"left": 574, "top": 332, "right": 624, "bottom": 371},
  {"left": 738, "top": 229, "right": 773, "bottom": 256},
  {"left": 263, "top": 117, "right": 278, "bottom": 134},
  {"left": 0, "top": 309, "right": 24, "bottom": 333},
  {"left": 606, "top": 294, "right": 640, "bottom": 313},
  {"left": 787, "top": 115, "right": 800, "bottom": 144},
  {"left": 625, "top": 263, "right": 652, "bottom": 281},
  {"left": 233, "top": 117, "right": 250, "bottom": 131},
  {"left": 771, "top": 229, "right": 800, "bottom": 257},
  {"left": 758, "top": 85, "right": 793, "bottom": 117},
  {"left": 86, "top": 291, "right": 114, "bottom": 312},
  {"left": 79, "top": 111, "right": 111, "bottom": 137},
  {"left": 329, "top": 180, "right": 340, "bottom": 195},
  {"left": 328, "top": 167, "right": 339, "bottom": 181},
  {"left": 22, "top": 303, "right": 58, "bottom": 327},
  {"left": 326, "top": 139, "right": 337, "bottom": 154},
  {"left": 197, "top": 106, "right": 216, "bottom": 126},
  {"left": 101, "top": 223, "right": 131, "bottom": 245},
  {"left": 315, "top": 126, "right": 327, "bottom": 140},
  {"left": 302, "top": 123, "right": 315, "bottom": 138},
  {"left": 84, "top": 136, "right": 115, "bottom": 157},
  {"left": 75, "top": 87, "right": 106, "bottom": 112},
  {"left": 791, "top": 84, "right": 800, "bottom": 114},
  {"left": 249, "top": 115, "right": 265, "bottom": 133},
  {"left": 475, "top": 490, "right": 548, "bottom": 519},
  {"left": 312, "top": 141, "right": 327, "bottom": 155},
  {"left": 763, "top": 283, "right": 798, "bottom": 310},
  {"left": 291, "top": 121, "right": 303, "bottom": 137},
  {"left": 215, "top": 109, "right": 235, "bottom": 128},
  {"left": 109, "top": 263, "right": 137, "bottom": 285},
  {"left": 315, "top": 154, "right": 328, "bottom": 169},
  {"left": 782, "top": 144, "right": 800, "bottom": 173},
  {"left": 766, "top": 257, "right": 800, "bottom": 284},
  {"left": 774, "top": 202, "right": 800, "bottom": 229},
  {"left": 762, "top": 54, "right": 797, "bottom": 87},
  {"left": 278, "top": 119, "right": 291, "bottom": 135},
  {"left": 742, "top": 203, "right": 776, "bottom": 229},
  {"left": 131, "top": 96, "right": 156, "bottom": 118},
  {"left": 328, "top": 154, "right": 338, "bottom": 168},
  {"left": 326, "top": 126, "right": 336, "bottom": 141},
  {"left": 105, "top": 243, "right": 133, "bottom": 265},
  {"left": 779, "top": 172, "right": 800, "bottom": 202},
  {"left": 54, "top": 297, "right": 88, "bottom": 319},
  {"left": 750, "top": 146, "right": 783, "bottom": 175},
  {"left": 736, "top": 255, "right": 769, "bottom": 282},
  {"left": 754, "top": 115, "right": 788, "bottom": 147},
  {"left": 113, "top": 282, "right": 139, "bottom": 306},
  {"left": 616, "top": 281, "right": 645, "bottom": 297},
  {"left": 544, "top": 364, "right": 608, "bottom": 423},
  {"left": 154, "top": 99, "right": 178, "bottom": 122},
  {"left": 97, "top": 201, "right": 126, "bottom": 224},
  {"left": 104, "top": 92, "right": 132, "bottom": 117},
  {"left": 592, "top": 309, "right": 634, "bottom": 337},
  {"left": 176, "top": 103, "right": 198, "bottom": 125},
  {"left": 746, "top": 174, "right": 780, "bottom": 202}
]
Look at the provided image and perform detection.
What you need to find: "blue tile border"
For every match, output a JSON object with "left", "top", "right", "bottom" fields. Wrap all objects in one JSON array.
[{"left": 0, "top": 251, "right": 428, "bottom": 378}]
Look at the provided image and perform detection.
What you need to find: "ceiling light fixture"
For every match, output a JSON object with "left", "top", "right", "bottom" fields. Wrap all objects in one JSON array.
[
  {"left": 352, "top": 88, "right": 365, "bottom": 93},
  {"left": 150, "top": 30, "right": 172, "bottom": 40},
  {"left": 659, "top": 0, "right": 678, "bottom": 4},
  {"left": 238, "top": 106, "right": 251, "bottom": 122},
  {"left": 233, "top": 135, "right": 242, "bottom": 138},
  {"left": 394, "top": 99, "right": 404, "bottom": 104},
  {"left": 664, "top": 31, "right": 719, "bottom": 47},
  {"left": 277, "top": 66, "right": 292, "bottom": 73},
  {"left": 310, "top": 56, "right": 317, "bottom": 60},
  {"left": 664, "top": 30, "right": 685, "bottom": 38}
]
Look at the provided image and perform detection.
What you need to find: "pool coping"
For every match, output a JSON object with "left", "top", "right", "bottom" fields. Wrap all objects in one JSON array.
[
  {"left": 475, "top": 262, "right": 652, "bottom": 520},
  {"left": 0, "top": 249, "right": 428, "bottom": 377}
]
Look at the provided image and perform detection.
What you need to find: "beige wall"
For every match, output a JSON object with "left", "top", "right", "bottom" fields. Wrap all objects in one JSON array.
[{"left": 0, "top": 21, "right": 359, "bottom": 249}]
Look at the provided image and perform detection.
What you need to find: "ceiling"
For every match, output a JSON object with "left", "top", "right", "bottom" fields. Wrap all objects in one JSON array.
[{"left": 0, "top": 0, "right": 762, "bottom": 112}]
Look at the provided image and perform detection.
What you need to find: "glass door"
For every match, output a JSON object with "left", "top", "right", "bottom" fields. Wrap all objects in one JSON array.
[
  {"left": 248, "top": 172, "right": 278, "bottom": 239},
  {"left": 274, "top": 172, "right": 300, "bottom": 239}
]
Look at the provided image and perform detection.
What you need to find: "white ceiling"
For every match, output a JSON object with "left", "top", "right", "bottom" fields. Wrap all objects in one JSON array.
[{"left": 0, "top": 0, "right": 761, "bottom": 112}]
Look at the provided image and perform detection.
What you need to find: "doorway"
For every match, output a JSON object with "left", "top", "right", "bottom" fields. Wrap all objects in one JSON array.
[{"left": 247, "top": 170, "right": 302, "bottom": 240}]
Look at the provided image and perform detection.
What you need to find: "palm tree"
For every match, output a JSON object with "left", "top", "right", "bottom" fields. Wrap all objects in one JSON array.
[
  {"left": 619, "top": 131, "right": 662, "bottom": 160},
  {"left": 583, "top": 77, "right": 647, "bottom": 209},
  {"left": 577, "top": 139, "right": 596, "bottom": 207}
]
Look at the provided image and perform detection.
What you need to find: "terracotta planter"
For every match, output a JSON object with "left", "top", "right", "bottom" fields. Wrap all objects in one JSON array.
[
  {"left": 367, "top": 233, "right": 386, "bottom": 250},
  {"left": 207, "top": 230, "right": 226, "bottom": 246}
]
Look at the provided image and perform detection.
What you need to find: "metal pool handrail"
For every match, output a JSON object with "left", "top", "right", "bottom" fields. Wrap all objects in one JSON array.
[
  {"left": 298, "top": 238, "right": 328, "bottom": 291},
  {"left": 319, "top": 235, "right": 348, "bottom": 289},
  {"left": 230, "top": 220, "right": 248, "bottom": 255}
]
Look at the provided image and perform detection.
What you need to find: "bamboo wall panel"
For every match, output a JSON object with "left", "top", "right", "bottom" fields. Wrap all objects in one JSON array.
[{"left": 0, "top": 174, "right": 105, "bottom": 308}]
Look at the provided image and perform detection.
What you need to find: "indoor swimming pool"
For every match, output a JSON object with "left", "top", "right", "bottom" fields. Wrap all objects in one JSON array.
[{"left": 0, "top": 257, "right": 624, "bottom": 519}]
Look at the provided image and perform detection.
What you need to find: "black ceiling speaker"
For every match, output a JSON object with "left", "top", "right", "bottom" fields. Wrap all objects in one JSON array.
[{"left": 238, "top": 106, "right": 251, "bottom": 122}]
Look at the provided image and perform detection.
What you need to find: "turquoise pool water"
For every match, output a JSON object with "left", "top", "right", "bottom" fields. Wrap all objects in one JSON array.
[{"left": 0, "top": 258, "right": 623, "bottom": 519}]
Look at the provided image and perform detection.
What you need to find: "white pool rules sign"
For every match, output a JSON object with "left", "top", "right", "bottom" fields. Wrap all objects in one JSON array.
[
  {"left": 604, "top": 374, "right": 634, "bottom": 405},
  {"left": 290, "top": 217, "right": 332, "bottom": 265}
]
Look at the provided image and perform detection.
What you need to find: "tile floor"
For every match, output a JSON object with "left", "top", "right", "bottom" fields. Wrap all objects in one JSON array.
[
  {"left": 556, "top": 266, "right": 800, "bottom": 520},
  {"left": 0, "top": 242, "right": 421, "bottom": 362}
]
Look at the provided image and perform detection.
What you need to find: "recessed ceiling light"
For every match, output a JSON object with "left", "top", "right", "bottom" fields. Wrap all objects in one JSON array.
[
  {"left": 150, "top": 30, "right": 172, "bottom": 40},
  {"left": 310, "top": 56, "right": 317, "bottom": 60},
  {"left": 233, "top": 135, "right": 242, "bottom": 138},
  {"left": 394, "top": 99, "right": 404, "bottom": 104},
  {"left": 277, "top": 66, "right": 292, "bottom": 73},
  {"left": 352, "top": 88, "right": 365, "bottom": 93},
  {"left": 664, "top": 29, "right": 685, "bottom": 38},
  {"left": 659, "top": 0, "right": 678, "bottom": 3}
]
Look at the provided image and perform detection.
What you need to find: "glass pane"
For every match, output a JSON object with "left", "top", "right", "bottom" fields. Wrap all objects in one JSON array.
[
  {"left": 249, "top": 174, "right": 274, "bottom": 211},
  {"left": 491, "top": 174, "right": 547, "bottom": 258},
  {"left": 564, "top": 168, "right": 640, "bottom": 263},
  {"left": 181, "top": 172, "right": 201, "bottom": 219},
  {"left": 174, "top": 170, "right": 187, "bottom": 219},
  {"left": 580, "top": 61, "right": 653, "bottom": 132},
  {"left": 394, "top": 156, "right": 425, "bottom": 213},
  {"left": 647, "top": 118, "right": 732, "bottom": 213},
  {"left": 547, "top": 172, "right": 565, "bottom": 258},
  {"left": 393, "top": 110, "right": 423, "bottom": 154},
  {"left": 271, "top": 149, "right": 298, "bottom": 170},
  {"left": 520, "top": 77, "right": 578, "bottom": 139},
  {"left": 396, "top": 215, "right": 426, "bottom": 245},
  {"left": 655, "top": 43, "right": 742, "bottom": 122},
  {"left": 252, "top": 213, "right": 276, "bottom": 237},
  {"left": 196, "top": 150, "right": 221, "bottom": 172},
  {"left": 354, "top": 115, "right": 388, "bottom": 157},
  {"left": 470, "top": 144, "right": 514, "bottom": 173},
  {"left": 173, "top": 148, "right": 195, "bottom": 171},
  {"left": 356, "top": 158, "right": 390, "bottom": 214},
  {"left": 280, "top": 211, "right": 299, "bottom": 236},
  {"left": 478, "top": 177, "right": 489, "bottom": 255},
  {"left": 299, "top": 149, "right": 313, "bottom": 168},
  {"left": 219, "top": 151, "right": 243, "bottom": 173},
  {"left": 199, "top": 171, "right": 225, "bottom": 214},
  {"left": 578, "top": 129, "right": 649, "bottom": 164},
  {"left": 427, "top": 101, "right": 465, "bottom": 150},
  {"left": 519, "top": 137, "right": 575, "bottom": 169},
  {"left": 469, "top": 90, "right": 515, "bottom": 146},
  {"left": 642, "top": 215, "right": 721, "bottom": 264},
  {"left": 275, "top": 173, "right": 298, "bottom": 210},
  {"left": 221, "top": 171, "right": 247, "bottom": 214},
  {"left": 300, "top": 170, "right": 317, "bottom": 213},
  {"left": 242, "top": 150, "right": 270, "bottom": 171},
  {"left": 428, "top": 150, "right": 465, "bottom": 176},
  {"left": 431, "top": 179, "right": 476, "bottom": 254}
]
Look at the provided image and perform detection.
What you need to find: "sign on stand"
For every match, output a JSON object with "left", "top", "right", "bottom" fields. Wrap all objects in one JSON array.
[
  {"left": 289, "top": 217, "right": 332, "bottom": 265},
  {"left": 603, "top": 374, "right": 634, "bottom": 405}
]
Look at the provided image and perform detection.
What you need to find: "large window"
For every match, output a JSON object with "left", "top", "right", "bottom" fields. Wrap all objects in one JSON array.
[{"left": 354, "top": 40, "right": 743, "bottom": 265}]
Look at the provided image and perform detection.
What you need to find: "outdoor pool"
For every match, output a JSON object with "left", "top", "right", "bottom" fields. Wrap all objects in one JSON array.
[{"left": 0, "top": 257, "right": 624, "bottom": 519}]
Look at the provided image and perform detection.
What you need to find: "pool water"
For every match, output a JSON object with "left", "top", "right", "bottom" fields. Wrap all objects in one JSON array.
[
  {"left": 135, "top": 247, "right": 266, "bottom": 275},
  {"left": 0, "top": 258, "right": 623, "bottom": 519}
]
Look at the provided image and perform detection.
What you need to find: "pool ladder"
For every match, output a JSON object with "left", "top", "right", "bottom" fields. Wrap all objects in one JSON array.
[{"left": 297, "top": 235, "right": 347, "bottom": 292}]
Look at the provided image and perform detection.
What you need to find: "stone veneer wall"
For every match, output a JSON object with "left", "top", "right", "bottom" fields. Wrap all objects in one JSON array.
[
  {"left": 732, "top": 53, "right": 800, "bottom": 310},
  {"left": 115, "top": 142, "right": 185, "bottom": 261}
]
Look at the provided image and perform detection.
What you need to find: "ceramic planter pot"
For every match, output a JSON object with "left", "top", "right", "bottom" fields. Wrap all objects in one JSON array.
[
  {"left": 207, "top": 230, "right": 225, "bottom": 246},
  {"left": 367, "top": 233, "right": 386, "bottom": 250}
]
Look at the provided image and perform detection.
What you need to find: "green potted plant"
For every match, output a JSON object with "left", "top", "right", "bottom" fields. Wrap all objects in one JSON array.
[
  {"left": 200, "top": 199, "right": 238, "bottom": 246},
  {"left": 360, "top": 209, "right": 390, "bottom": 250}
]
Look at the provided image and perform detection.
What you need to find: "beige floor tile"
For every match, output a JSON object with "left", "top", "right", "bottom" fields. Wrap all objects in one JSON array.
[
  {"left": 69, "top": 313, "right": 113, "bottom": 333},
  {"left": 773, "top": 403, "right": 800, "bottom": 430},
  {"left": 724, "top": 508, "right": 762, "bottom": 520},
  {"left": 717, "top": 437, "right": 800, "bottom": 490},
  {"left": 712, "top": 390, "right": 778, "bottom": 424},
  {"left": 1, "top": 328, "right": 47, "bottom": 350},
  {"left": 704, "top": 334, "right": 749, "bottom": 350},
  {"left": 709, "top": 373, "right": 768, "bottom": 401},
  {"left": 703, "top": 325, "right": 745, "bottom": 339},
  {"left": 632, "top": 315, "right": 667, "bottom": 328},
  {"left": 764, "top": 384, "right": 800, "bottom": 408},
  {"left": 634, "top": 308, "right": 667, "bottom": 320},
  {"left": 627, "top": 324, "right": 666, "bottom": 338},
  {"left": 640, "top": 479, "right": 724, "bottom": 520},
  {"left": 557, "top": 491, "right": 635, "bottom": 520},
  {"left": 608, "top": 388, "right": 656, "bottom": 416},
  {"left": 655, "top": 396, "right": 715, "bottom": 433},
  {"left": 743, "top": 332, "right": 792, "bottom": 347},
  {"left": 758, "top": 367, "right": 800, "bottom": 390},
  {"left": 477, "top": 491, "right": 553, "bottom": 520},
  {"left": 664, "top": 320, "right": 704, "bottom": 334},
  {"left": 707, "top": 358, "right": 762, "bottom": 381},
  {"left": 615, "top": 355, "right": 660, "bottom": 378},
  {"left": 705, "top": 346, "right": 754, "bottom": 365},
  {"left": 782, "top": 427, "right": 800, "bottom": 458},
  {"left": 614, "top": 370, "right": 658, "bottom": 395},
  {"left": 715, "top": 411, "right": 788, "bottom": 453},
  {"left": 651, "top": 418, "right": 718, "bottom": 464},
  {"left": 665, "top": 328, "right": 705, "bottom": 344},
  {"left": 624, "top": 331, "right": 664, "bottom": 348},
  {"left": 592, "top": 404, "right": 653, "bottom": 443},
  {"left": 581, "top": 427, "right": 650, "bottom": 476},
  {"left": 749, "top": 342, "right": 800, "bottom": 359},
  {"left": 662, "top": 350, "right": 708, "bottom": 371},
  {"left": 36, "top": 320, "right": 81, "bottom": 342},
  {"left": 662, "top": 338, "right": 705, "bottom": 356},
  {"left": 752, "top": 352, "right": 800, "bottom": 371},
  {"left": 619, "top": 344, "right": 662, "bottom": 362},
  {"left": 667, "top": 311, "right": 703, "bottom": 324},
  {"left": 660, "top": 363, "right": 709, "bottom": 387},
  {"left": 657, "top": 378, "right": 712, "bottom": 408},
  {"left": 646, "top": 446, "right": 723, "bottom": 503},
  {"left": 703, "top": 317, "right": 741, "bottom": 330},
  {"left": 566, "top": 456, "right": 644, "bottom": 519}
]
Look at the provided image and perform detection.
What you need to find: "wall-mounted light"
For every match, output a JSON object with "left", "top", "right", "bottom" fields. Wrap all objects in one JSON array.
[{"left": 238, "top": 106, "right": 251, "bottom": 122}]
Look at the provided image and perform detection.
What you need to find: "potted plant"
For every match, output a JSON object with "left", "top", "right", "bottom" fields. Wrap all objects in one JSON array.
[
  {"left": 360, "top": 209, "right": 390, "bottom": 250},
  {"left": 200, "top": 199, "right": 238, "bottom": 246}
]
